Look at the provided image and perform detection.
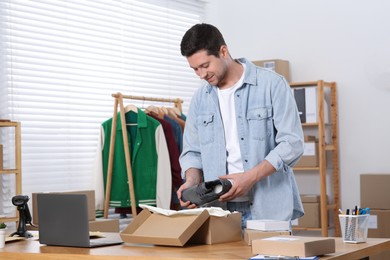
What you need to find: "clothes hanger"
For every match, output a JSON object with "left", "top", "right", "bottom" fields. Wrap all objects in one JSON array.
[
  {"left": 160, "top": 106, "right": 168, "bottom": 115},
  {"left": 168, "top": 107, "right": 181, "bottom": 117},
  {"left": 124, "top": 104, "right": 138, "bottom": 126},
  {"left": 145, "top": 105, "right": 160, "bottom": 114},
  {"left": 124, "top": 104, "right": 138, "bottom": 113}
]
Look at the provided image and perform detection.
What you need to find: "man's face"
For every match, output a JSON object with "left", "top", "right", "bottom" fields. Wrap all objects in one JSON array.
[{"left": 186, "top": 48, "right": 228, "bottom": 87}]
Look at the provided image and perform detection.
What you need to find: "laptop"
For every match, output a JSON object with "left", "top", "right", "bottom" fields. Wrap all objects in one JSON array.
[{"left": 37, "top": 193, "right": 123, "bottom": 248}]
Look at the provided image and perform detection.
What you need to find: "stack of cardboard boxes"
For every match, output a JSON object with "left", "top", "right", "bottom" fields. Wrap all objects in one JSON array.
[
  {"left": 361, "top": 174, "right": 390, "bottom": 259},
  {"left": 295, "top": 136, "right": 319, "bottom": 168},
  {"left": 293, "top": 194, "right": 321, "bottom": 229}
]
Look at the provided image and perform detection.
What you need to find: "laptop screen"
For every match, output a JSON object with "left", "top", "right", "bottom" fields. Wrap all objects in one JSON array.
[{"left": 37, "top": 193, "right": 93, "bottom": 247}]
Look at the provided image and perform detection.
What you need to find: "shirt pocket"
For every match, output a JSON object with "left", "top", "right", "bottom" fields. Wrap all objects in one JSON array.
[
  {"left": 196, "top": 114, "right": 215, "bottom": 145},
  {"left": 247, "top": 107, "right": 273, "bottom": 140}
]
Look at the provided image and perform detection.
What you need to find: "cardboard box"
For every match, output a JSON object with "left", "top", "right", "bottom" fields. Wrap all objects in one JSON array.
[
  {"left": 188, "top": 212, "right": 242, "bottom": 245},
  {"left": 246, "top": 219, "right": 290, "bottom": 231},
  {"left": 252, "top": 59, "right": 291, "bottom": 82},
  {"left": 293, "top": 194, "right": 320, "bottom": 228},
  {"left": 89, "top": 218, "right": 120, "bottom": 232},
  {"left": 300, "top": 194, "right": 320, "bottom": 203},
  {"left": 244, "top": 229, "right": 290, "bottom": 245},
  {"left": 361, "top": 174, "right": 390, "bottom": 209},
  {"left": 295, "top": 138, "right": 319, "bottom": 168},
  {"left": 368, "top": 209, "right": 390, "bottom": 238},
  {"left": 32, "top": 190, "right": 96, "bottom": 225},
  {"left": 252, "top": 235, "right": 335, "bottom": 257},
  {"left": 370, "top": 249, "right": 390, "bottom": 260},
  {"left": 120, "top": 208, "right": 210, "bottom": 246},
  {"left": 27, "top": 218, "right": 119, "bottom": 232},
  {"left": 120, "top": 208, "right": 241, "bottom": 246}
]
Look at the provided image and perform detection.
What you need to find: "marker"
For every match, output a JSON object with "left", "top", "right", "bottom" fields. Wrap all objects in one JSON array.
[{"left": 338, "top": 209, "right": 344, "bottom": 215}]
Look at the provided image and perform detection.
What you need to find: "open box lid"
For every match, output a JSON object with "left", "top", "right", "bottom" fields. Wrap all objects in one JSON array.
[{"left": 120, "top": 208, "right": 210, "bottom": 246}]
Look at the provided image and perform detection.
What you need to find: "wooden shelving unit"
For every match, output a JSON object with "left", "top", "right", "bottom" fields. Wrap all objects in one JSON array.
[
  {"left": 0, "top": 121, "right": 22, "bottom": 223},
  {"left": 290, "top": 80, "right": 340, "bottom": 237}
]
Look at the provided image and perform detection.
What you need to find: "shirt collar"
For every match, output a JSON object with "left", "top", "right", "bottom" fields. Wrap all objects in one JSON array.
[
  {"left": 206, "top": 58, "right": 257, "bottom": 93},
  {"left": 116, "top": 108, "right": 148, "bottom": 130}
]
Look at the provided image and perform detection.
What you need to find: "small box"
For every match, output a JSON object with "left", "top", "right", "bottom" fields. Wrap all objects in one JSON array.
[
  {"left": 244, "top": 229, "right": 290, "bottom": 245},
  {"left": 339, "top": 214, "right": 370, "bottom": 243},
  {"left": 89, "top": 218, "right": 120, "bottom": 232},
  {"left": 188, "top": 212, "right": 242, "bottom": 245},
  {"left": 295, "top": 138, "right": 319, "bottom": 168},
  {"left": 367, "top": 209, "right": 390, "bottom": 238},
  {"left": 246, "top": 219, "right": 290, "bottom": 231},
  {"left": 252, "top": 235, "right": 335, "bottom": 257},
  {"left": 252, "top": 59, "right": 291, "bottom": 82},
  {"left": 27, "top": 218, "right": 119, "bottom": 232},
  {"left": 120, "top": 208, "right": 241, "bottom": 246},
  {"left": 361, "top": 174, "right": 390, "bottom": 209},
  {"left": 120, "top": 208, "right": 209, "bottom": 246},
  {"left": 32, "top": 190, "right": 96, "bottom": 225}
]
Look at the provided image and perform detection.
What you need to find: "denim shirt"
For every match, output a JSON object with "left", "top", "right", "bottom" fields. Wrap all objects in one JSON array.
[{"left": 179, "top": 58, "right": 304, "bottom": 221}]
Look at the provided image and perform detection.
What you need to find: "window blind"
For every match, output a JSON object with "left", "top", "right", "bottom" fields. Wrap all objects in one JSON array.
[{"left": 0, "top": 0, "right": 204, "bottom": 218}]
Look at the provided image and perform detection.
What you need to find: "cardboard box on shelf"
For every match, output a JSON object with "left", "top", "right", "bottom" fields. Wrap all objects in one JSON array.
[
  {"left": 361, "top": 174, "right": 390, "bottom": 209},
  {"left": 293, "top": 194, "right": 321, "bottom": 228},
  {"left": 120, "top": 208, "right": 242, "bottom": 246},
  {"left": 367, "top": 209, "right": 390, "bottom": 238},
  {"left": 252, "top": 59, "right": 291, "bottom": 82},
  {"left": 252, "top": 235, "right": 335, "bottom": 257},
  {"left": 295, "top": 137, "right": 319, "bottom": 168},
  {"left": 32, "top": 190, "right": 96, "bottom": 225},
  {"left": 244, "top": 229, "right": 290, "bottom": 246}
]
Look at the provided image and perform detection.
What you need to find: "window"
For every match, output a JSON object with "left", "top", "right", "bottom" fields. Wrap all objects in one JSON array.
[{"left": 0, "top": 0, "right": 204, "bottom": 218}]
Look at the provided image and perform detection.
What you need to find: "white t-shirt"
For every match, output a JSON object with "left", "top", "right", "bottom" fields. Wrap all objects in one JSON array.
[{"left": 217, "top": 63, "right": 246, "bottom": 174}]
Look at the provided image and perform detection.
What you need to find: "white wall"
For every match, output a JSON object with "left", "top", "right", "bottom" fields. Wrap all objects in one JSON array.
[{"left": 204, "top": 0, "right": 390, "bottom": 210}]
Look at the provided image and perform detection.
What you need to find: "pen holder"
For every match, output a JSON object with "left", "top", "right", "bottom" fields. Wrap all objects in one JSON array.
[{"left": 339, "top": 214, "right": 370, "bottom": 243}]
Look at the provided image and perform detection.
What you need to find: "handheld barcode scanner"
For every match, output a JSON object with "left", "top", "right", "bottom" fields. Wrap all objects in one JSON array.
[{"left": 10, "top": 195, "right": 34, "bottom": 238}]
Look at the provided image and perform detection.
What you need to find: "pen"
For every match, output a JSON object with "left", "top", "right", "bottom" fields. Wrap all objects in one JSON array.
[{"left": 338, "top": 209, "right": 344, "bottom": 215}]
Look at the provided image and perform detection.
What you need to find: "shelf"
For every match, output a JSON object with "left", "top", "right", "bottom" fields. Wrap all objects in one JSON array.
[
  {"left": 291, "top": 80, "right": 340, "bottom": 237},
  {"left": 294, "top": 167, "right": 320, "bottom": 171},
  {"left": 0, "top": 169, "right": 20, "bottom": 174},
  {"left": 0, "top": 121, "right": 22, "bottom": 226}
]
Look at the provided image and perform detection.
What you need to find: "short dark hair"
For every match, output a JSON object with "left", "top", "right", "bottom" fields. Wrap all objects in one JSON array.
[{"left": 180, "top": 23, "right": 226, "bottom": 57}]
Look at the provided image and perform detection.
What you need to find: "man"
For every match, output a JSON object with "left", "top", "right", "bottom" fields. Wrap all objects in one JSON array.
[{"left": 177, "top": 23, "right": 304, "bottom": 227}]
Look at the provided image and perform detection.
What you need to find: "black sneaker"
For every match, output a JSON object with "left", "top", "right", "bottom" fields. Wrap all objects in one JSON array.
[{"left": 181, "top": 179, "right": 233, "bottom": 206}]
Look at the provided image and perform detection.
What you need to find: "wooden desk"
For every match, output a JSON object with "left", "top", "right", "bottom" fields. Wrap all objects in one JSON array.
[{"left": 1, "top": 233, "right": 389, "bottom": 260}]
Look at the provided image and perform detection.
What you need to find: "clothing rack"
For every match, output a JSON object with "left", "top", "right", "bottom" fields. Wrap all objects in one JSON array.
[{"left": 104, "top": 92, "right": 183, "bottom": 218}]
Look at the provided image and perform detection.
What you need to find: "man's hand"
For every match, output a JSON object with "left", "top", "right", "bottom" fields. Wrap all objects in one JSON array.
[
  {"left": 218, "top": 160, "right": 276, "bottom": 201},
  {"left": 218, "top": 171, "right": 256, "bottom": 201},
  {"left": 176, "top": 168, "right": 202, "bottom": 209}
]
